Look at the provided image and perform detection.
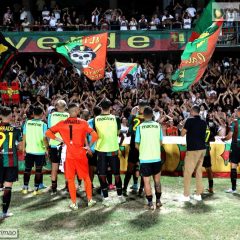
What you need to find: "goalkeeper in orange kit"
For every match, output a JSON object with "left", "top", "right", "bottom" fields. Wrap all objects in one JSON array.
[{"left": 46, "top": 103, "right": 98, "bottom": 210}]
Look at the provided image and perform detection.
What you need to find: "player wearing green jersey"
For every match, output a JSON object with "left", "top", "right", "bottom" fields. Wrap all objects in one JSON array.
[
  {"left": 0, "top": 107, "right": 22, "bottom": 218},
  {"left": 47, "top": 100, "right": 69, "bottom": 194},
  {"left": 94, "top": 99, "right": 126, "bottom": 206},
  {"left": 22, "top": 106, "right": 49, "bottom": 196},
  {"left": 223, "top": 107, "right": 240, "bottom": 193},
  {"left": 135, "top": 107, "right": 163, "bottom": 210}
]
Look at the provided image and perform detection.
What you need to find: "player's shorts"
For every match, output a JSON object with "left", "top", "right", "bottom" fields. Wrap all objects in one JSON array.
[
  {"left": 140, "top": 161, "right": 162, "bottom": 177},
  {"left": 203, "top": 146, "right": 211, "bottom": 168},
  {"left": 230, "top": 143, "right": 240, "bottom": 164},
  {"left": 25, "top": 154, "right": 45, "bottom": 169},
  {"left": 202, "top": 156, "right": 211, "bottom": 168},
  {"left": 128, "top": 146, "right": 139, "bottom": 164},
  {"left": 88, "top": 152, "right": 97, "bottom": 167},
  {"left": 0, "top": 166, "right": 18, "bottom": 183},
  {"left": 49, "top": 146, "right": 62, "bottom": 164},
  {"left": 96, "top": 151, "right": 120, "bottom": 176}
]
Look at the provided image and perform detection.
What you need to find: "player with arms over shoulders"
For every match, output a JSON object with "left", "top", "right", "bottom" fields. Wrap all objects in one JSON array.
[
  {"left": 123, "top": 100, "right": 147, "bottom": 196},
  {"left": 46, "top": 103, "right": 98, "bottom": 210},
  {"left": 0, "top": 107, "right": 22, "bottom": 218}
]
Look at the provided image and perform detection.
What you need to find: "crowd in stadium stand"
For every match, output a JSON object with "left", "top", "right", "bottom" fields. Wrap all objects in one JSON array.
[
  {"left": 1, "top": 2, "right": 202, "bottom": 31},
  {"left": 2, "top": 55, "right": 240, "bottom": 139}
]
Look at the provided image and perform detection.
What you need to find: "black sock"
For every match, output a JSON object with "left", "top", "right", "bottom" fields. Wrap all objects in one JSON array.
[
  {"left": 156, "top": 192, "right": 162, "bottom": 201},
  {"left": 77, "top": 178, "right": 82, "bottom": 186},
  {"left": 115, "top": 175, "right": 122, "bottom": 196},
  {"left": 133, "top": 174, "right": 138, "bottom": 185},
  {"left": 39, "top": 172, "right": 43, "bottom": 185},
  {"left": 231, "top": 169, "right": 237, "bottom": 191},
  {"left": 99, "top": 176, "right": 108, "bottom": 198},
  {"left": 2, "top": 187, "right": 12, "bottom": 214},
  {"left": 106, "top": 171, "right": 112, "bottom": 185},
  {"left": 139, "top": 177, "right": 144, "bottom": 190},
  {"left": 209, "top": 179, "right": 213, "bottom": 189},
  {"left": 52, "top": 180, "right": 57, "bottom": 191},
  {"left": 146, "top": 195, "right": 153, "bottom": 204},
  {"left": 23, "top": 168, "right": 31, "bottom": 187},
  {"left": 34, "top": 167, "right": 42, "bottom": 190},
  {"left": 123, "top": 172, "right": 132, "bottom": 190}
]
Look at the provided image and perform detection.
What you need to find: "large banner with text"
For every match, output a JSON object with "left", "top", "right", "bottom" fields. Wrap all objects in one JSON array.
[{"left": 3, "top": 31, "right": 192, "bottom": 53}]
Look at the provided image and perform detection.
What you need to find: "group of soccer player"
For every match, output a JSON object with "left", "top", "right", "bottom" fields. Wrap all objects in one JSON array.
[{"left": 0, "top": 98, "right": 239, "bottom": 217}]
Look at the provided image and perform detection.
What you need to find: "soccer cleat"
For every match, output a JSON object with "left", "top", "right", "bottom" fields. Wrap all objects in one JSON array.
[
  {"left": 50, "top": 189, "right": 57, "bottom": 196},
  {"left": 192, "top": 194, "right": 202, "bottom": 201},
  {"left": 22, "top": 189, "right": 29, "bottom": 195},
  {"left": 32, "top": 190, "right": 42, "bottom": 196},
  {"left": 225, "top": 188, "right": 237, "bottom": 194},
  {"left": 130, "top": 184, "right": 138, "bottom": 190},
  {"left": 122, "top": 189, "right": 128, "bottom": 197},
  {"left": 1, "top": 212, "right": 13, "bottom": 219},
  {"left": 147, "top": 202, "right": 154, "bottom": 210},
  {"left": 178, "top": 195, "right": 191, "bottom": 202},
  {"left": 156, "top": 201, "right": 162, "bottom": 209},
  {"left": 69, "top": 203, "right": 78, "bottom": 211},
  {"left": 38, "top": 183, "right": 47, "bottom": 190},
  {"left": 116, "top": 196, "right": 126, "bottom": 204},
  {"left": 88, "top": 199, "right": 97, "bottom": 207},
  {"left": 208, "top": 188, "right": 214, "bottom": 194},
  {"left": 102, "top": 198, "right": 112, "bottom": 207}
]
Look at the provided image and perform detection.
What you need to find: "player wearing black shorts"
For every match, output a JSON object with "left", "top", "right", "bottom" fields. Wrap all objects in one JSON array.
[
  {"left": 223, "top": 107, "right": 240, "bottom": 193},
  {"left": 135, "top": 107, "right": 163, "bottom": 210},
  {"left": 0, "top": 107, "right": 22, "bottom": 218},
  {"left": 202, "top": 118, "right": 217, "bottom": 193},
  {"left": 22, "top": 106, "right": 49, "bottom": 196},
  {"left": 47, "top": 100, "right": 69, "bottom": 194},
  {"left": 123, "top": 100, "right": 147, "bottom": 197},
  {"left": 94, "top": 99, "right": 125, "bottom": 206}
]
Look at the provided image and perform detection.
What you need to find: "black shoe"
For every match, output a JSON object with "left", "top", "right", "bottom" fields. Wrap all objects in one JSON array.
[
  {"left": 123, "top": 189, "right": 128, "bottom": 197},
  {"left": 138, "top": 188, "right": 143, "bottom": 197},
  {"left": 156, "top": 200, "right": 162, "bottom": 209},
  {"left": 147, "top": 202, "right": 154, "bottom": 210}
]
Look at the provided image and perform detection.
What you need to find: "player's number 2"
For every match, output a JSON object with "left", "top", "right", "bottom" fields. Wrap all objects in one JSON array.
[{"left": 0, "top": 132, "right": 13, "bottom": 148}]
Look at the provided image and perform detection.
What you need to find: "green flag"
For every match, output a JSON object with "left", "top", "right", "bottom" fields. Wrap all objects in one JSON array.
[{"left": 171, "top": 0, "right": 223, "bottom": 92}]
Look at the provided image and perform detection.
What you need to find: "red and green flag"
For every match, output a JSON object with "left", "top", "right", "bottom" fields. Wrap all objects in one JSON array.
[
  {"left": 171, "top": 0, "right": 223, "bottom": 92},
  {"left": 53, "top": 33, "right": 108, "bottom": 80},
  {"left": 0, "top": 32, "right": 17, "bottom": 78}
]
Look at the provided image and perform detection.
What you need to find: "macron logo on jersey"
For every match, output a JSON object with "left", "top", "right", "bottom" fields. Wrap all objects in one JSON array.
[
  {"left": 142, "top": 125, "right": 158, "bottom": 129},
  {"left": 97, "top": 117, "right": 115, "bottom": 121},
  {"left": 27, "top": 123, "right": 42, "bottom": 127},
  {"left": 53, "top": 113, "right": 69, "bottom": 117}
]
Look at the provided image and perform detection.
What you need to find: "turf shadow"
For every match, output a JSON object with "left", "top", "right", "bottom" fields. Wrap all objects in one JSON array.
[
  {"left": 22, "top": 194, "right": 67, "bottom": 211},
  {"left": 182, "top": 201, "right": 212, "bottom": 214},
  {"left": 129, "top": 211, "right": 160, "bottom": 230},
  {"left": 28, "top": 205, "right": 117, "bottom": 232},
  {"left": 10, "top": 192, "right": 39, "bottom": 208}
]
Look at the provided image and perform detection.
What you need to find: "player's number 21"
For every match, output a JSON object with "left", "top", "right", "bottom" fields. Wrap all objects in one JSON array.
[{"left": 0, "top": 132, "right": 13, "bottom": 148}]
